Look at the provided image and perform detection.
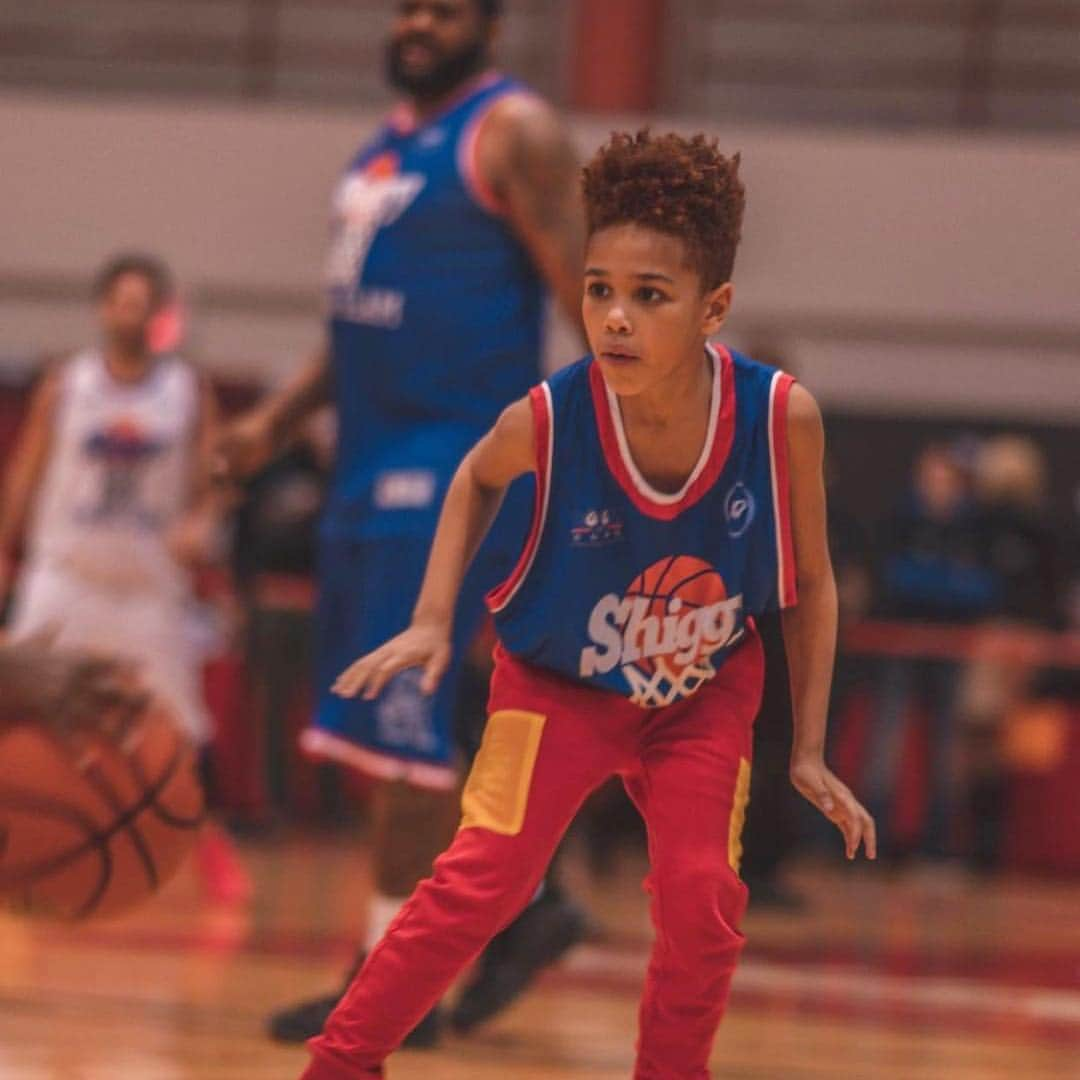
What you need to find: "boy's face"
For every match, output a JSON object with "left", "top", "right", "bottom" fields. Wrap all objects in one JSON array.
[{"left": 582, "top": 224, "right": 732, "bottom": 398}]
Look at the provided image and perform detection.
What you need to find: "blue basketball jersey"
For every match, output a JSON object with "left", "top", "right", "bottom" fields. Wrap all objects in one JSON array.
[
  {"left": 489, "top": 346, "right": 798, "bottom": 708},
  {"left": 324, "top": 71, "right": 545, "bottom": 541}
]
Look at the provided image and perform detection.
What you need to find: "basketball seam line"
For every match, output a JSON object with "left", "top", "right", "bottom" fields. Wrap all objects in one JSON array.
[
  {"left": 81, "top": 761, "right": 161, "bottom": 893},
  {"left": 1, "top": 744, "right": 198, "bottom": 918}
]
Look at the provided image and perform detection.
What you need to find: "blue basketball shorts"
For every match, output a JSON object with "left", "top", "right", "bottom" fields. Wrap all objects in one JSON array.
[{"left": 301, "top": 506, "right": 525, "bottom": 791}]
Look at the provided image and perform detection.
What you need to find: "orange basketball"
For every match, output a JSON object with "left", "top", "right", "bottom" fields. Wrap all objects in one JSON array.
[
  {"left": 624, "top": 555, "right": 728, "bottom": 676},
  {"left": 0, "top": 702, "right": 204, "bottom": 920}
]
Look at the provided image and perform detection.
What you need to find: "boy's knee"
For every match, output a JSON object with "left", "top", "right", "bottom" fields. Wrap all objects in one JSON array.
[
  {"left": 655, "top": 860, "right": 747, "bottom": 956},
  {"left": 427, "top": 827, "right": 545, "bottom": 926}
]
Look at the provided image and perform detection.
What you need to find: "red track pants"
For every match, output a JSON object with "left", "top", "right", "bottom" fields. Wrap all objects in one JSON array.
[{"left": 302, "top": 632, "right": 764, "bottom": 1079}]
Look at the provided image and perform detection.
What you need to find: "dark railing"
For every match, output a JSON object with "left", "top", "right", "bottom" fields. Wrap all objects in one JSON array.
[
  {"left": 0, "top": 0, "right": 565, "bottom": 106},
  {"left": 0, "top": 0, "right": 1077, "bottom": 130},
  {"left": 675, "top": 0, "right": 1080, "bottom": 130}
]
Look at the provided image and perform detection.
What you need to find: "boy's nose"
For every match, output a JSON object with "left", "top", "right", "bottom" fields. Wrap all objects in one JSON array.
[{"left": 604, "top": 305, "right": 632, "bottom": 334}]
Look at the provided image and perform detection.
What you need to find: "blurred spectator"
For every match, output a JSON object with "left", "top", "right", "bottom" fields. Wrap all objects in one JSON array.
[
  {"left": 232, "top": 414, "right": 333, "bottom": 824},
  {"left": 865, "top": 442, "right": 994, "bottom": 859},
  {"left": 960, "top": 436, "right": 1062, "bottom": 869}
]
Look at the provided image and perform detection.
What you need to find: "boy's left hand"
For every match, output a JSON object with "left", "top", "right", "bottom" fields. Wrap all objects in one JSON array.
[{"left": 790, "top": 753, "right": 877, "bottom": 861}]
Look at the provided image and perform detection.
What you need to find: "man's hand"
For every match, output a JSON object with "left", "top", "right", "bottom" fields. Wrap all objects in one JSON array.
[
  {"left": 333, "top": 621, "right": 453, "bottom": 701},
  {"left": 213, "top": 409, "right": 276, "bottom": 484},
  {"left": 0, "top": 641, "right": 149, "bottom": 746},
  {"left": 790, "top": 752, "right": 877, "bottom": 861}
]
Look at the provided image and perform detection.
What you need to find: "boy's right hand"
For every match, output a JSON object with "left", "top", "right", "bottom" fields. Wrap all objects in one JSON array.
[{"left": 333, "top": 621, "right": 452, "bottom": 701}]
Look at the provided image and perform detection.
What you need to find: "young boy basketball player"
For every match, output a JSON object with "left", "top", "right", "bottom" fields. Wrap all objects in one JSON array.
[{"left": 301, "top": 131, "right": 876, "bottom": 1079}]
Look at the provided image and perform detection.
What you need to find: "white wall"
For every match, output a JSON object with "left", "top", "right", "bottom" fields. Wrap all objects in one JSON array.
[{"left": 1, "top": 92, "right": 1077, "bottom": 418}]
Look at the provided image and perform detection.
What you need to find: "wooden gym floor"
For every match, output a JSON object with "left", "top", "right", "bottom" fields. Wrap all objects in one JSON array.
[{"left": 2, "top": 834, "right": 1079, "bottom": 1079}]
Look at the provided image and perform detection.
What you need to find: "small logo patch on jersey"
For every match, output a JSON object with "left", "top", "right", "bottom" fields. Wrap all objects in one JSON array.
[
  {"left": 375, "top": 669, "right": 438, "bottom": 754},
  {"left": 373, "top": 469, "right": 437, "bottom": 511},
  {"left": 579, "top": 555, "right": 744, "bottom": 707},
  {"left": 724, "top": 482, "right": 756, "bottom": 539},
  {"left": 570, "top": 508, "right": 624, "bottom": 547},
  {"left": 417, "top": 127, "right": 447, "bottom": 151}
]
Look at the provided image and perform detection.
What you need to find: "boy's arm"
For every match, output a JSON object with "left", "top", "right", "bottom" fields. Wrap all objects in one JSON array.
[
  {"left": 334, "top": 395, "right": 537, "bottom": 700},
  {"left": 781, "top": 384, "right": 876, "bottom": 861}
]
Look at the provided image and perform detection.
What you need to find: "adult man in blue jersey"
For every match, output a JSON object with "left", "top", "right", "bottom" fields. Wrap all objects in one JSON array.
[{"left": 217, "top": 0, "right": 584, "bottom": 1048}]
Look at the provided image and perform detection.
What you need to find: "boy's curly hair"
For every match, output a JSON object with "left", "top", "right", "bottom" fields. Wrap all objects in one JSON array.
[{"left": 582, "top": 130, "right": 745, "bottom": 289}]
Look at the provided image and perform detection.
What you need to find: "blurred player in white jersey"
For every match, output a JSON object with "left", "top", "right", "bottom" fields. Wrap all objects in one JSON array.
[{"left": 0, "top": 253, "right": 248, "bottom": 902}]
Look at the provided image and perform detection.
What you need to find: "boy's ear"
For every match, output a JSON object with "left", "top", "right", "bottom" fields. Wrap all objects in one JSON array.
[{"left": 701, "top": 282, "right": 733, "bottom": 337}]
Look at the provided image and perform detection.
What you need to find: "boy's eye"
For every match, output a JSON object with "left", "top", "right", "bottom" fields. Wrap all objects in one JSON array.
[
  {"left": 585, "top": 282, "right": 611, "bottom": 300},
  {"left": 635, "top": 286, "right": 667, "bottom": 303}
]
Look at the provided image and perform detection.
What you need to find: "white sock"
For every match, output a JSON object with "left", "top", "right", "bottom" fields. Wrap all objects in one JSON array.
[{"left": 365, "top": 892, "right": 406, "bottom": 952}]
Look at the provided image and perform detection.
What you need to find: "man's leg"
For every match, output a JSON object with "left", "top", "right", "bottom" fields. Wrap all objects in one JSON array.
[
  {"left": 270, "top": 535, "right": 458, "bottom": 1044},
  {"left": 626, "top": 636, "right": 763, "bottom": 1080}
]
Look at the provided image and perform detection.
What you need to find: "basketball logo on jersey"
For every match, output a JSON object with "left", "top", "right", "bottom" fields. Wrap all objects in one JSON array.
[
  {"left": 579, "top": 556, "right": 744, "bottom": 707},
  {"left": 326, "top": 151, "right": 425, "bottom": 329},
  {"left": 81, "top": 418, "right": 166, "bottom": 526}
]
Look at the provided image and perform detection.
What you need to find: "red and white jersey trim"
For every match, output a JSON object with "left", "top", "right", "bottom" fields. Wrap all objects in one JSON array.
[
  {"left": 768, "top": 370, "right": 798, "bottom": 608},
  {"left": 486, "top": 382, "right": 554, "bottom": 613},
  {"left": 457, "top": 85, "right": 539, "bottom": 217},
  {"left": 589, "top": 344, "right": 736, "bottom": 521}
]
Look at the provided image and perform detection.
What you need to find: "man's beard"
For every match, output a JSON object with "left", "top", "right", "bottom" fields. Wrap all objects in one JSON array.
[{"left": 385, "top": 34, "right": 488, "bottom": 100}]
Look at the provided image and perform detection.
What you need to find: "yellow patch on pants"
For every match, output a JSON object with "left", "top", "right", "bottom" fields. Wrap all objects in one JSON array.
[
  {"left": 460, "top": 710, "right": 546, "bottom": 836},
  {"left": 727, "top": 756, "right": 753, "bottom": 876}
]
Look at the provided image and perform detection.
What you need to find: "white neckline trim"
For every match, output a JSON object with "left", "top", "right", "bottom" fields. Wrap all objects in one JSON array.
[{"left": 604, "top": 344, "right": 722, "bottom": 506}]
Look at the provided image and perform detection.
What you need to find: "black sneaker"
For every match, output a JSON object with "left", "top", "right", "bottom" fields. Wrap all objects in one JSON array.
[
  {"left": 267, "top": 954, "right": 442, "bottom": 1048},
  {"left": 267, "top": 992, "right": 341, "bottom": 1043},
  {"left": 450, "top": 891, "right": 587, "bottom": 1033}
]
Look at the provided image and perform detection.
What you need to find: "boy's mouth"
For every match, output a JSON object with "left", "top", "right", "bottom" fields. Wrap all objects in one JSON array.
[{"left": 598, "top": 346, "right": 640, "bottom": 363}]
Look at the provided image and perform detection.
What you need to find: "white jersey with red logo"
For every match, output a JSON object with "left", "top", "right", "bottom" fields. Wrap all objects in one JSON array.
[
  {"left": 11, "top": 350, "right": 209, "bottom": 741},
  {"left": 23, "top": 350, "right": 198, "bottom": 596}
]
